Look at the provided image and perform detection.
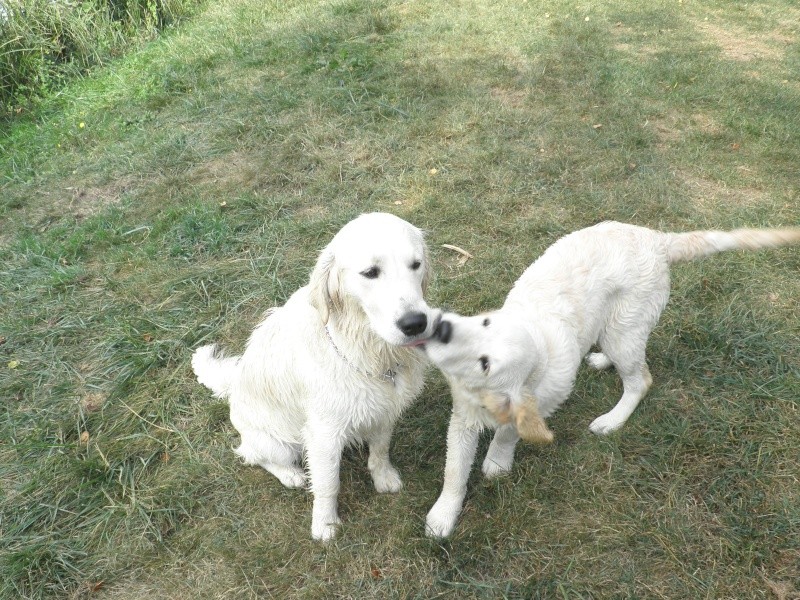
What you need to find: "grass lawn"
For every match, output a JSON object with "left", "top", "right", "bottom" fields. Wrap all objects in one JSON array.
[{"left": 1, "top": 0, "right": 799, "bottom": 597}]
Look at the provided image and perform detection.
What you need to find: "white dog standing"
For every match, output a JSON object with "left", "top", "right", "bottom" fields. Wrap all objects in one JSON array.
[
  {"left": 422, "top": 221, "right": 799, "bottom": 538},
  {"left": 192, "top": 213, "right": 439, "bottom": 541}
]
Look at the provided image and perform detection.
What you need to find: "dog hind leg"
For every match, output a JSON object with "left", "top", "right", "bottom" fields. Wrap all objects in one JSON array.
[
  {"left": 589, "top": 361, "right": 652, "bottom": 435},
  {"left": 589, "top": 319, "right": 657, "bottom": 435},
  {"left": 589, "top": 280, "right": 667, "bottom": 435},
  {"left": 235, "top": 431, "right": 306, "bottom": 489},
  {"left": 586, "top": 352, "right": 613, "bottom": 370}
]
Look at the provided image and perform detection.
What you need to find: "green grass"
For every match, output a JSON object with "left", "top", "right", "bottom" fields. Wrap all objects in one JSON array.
[{"left": 1, "top": 0, "right": 799, "bottom": 597}]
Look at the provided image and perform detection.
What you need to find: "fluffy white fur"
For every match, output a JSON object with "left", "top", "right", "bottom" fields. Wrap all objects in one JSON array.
[
  {"left": 192, "top": 213, "right": 439, "bottom": 541},
  {"left": 423, "top": 221, "right": 800, "bottom": 538}
]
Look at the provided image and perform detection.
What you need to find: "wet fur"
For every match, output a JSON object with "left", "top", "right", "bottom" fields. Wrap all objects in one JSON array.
[
  {"left": 192, "top": 213, "right": 438, "bottom": 541},
  {"left": 424, "top": 221, "right": 800, "bottom": 538}
]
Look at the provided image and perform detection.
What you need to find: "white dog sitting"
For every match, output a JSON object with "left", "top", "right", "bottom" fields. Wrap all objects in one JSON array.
[
  {"left": 422, "top": 221, "right": 800, "bottom": 538},
  {"left": 192, "top": 213, "right": 439, "bottom": 541}
]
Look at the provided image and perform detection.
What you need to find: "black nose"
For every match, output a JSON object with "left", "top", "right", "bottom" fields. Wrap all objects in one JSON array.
[
  {"left": 433, "top": 319, "right": 452, "bottom": 344},
  {"left": 396, "top": 312, "right": 428, "bottom": 337}
]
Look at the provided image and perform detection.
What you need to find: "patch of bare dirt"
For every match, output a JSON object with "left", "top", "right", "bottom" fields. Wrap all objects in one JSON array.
[
  {"left": 63, "top": 175, "right": 138, "bottom": 219},
  {"left": 8, "top": 174, "right": 140, "bottom": 231},
  {"left": 186, "top": 150, "right": 261, "bottom": 191},
  {"left": 648, "top": 111, "right": 722, "bottom": 147},
  {"left": 678, "top": 170, "right": 770, "bottom": 215},
  {"left": 610, "top": 23, "right": 660, "bottom": 56},
  {"left": 490, "top": 86, "right": 528, "bottom": 109},
  {"left": 696, "top": 20, "right": 794, "bottom": 62}
]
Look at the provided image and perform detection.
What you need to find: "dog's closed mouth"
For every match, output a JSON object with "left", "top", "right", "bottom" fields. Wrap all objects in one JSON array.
[{"left": 402, "top": 338, "right": 429, "bottom": 348}]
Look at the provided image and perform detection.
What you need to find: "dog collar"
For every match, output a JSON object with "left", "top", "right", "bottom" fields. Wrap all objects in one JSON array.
[{"left": 324, "top": 325, "right": 401, "bottom": 385}]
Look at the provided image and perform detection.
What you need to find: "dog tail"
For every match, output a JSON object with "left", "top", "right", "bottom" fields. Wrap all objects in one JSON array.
[
  {"left": 191, "top": 344, "right": 241, "bottom": 399},
  {"left": 666, "top": 227, "right": 800, "bottom": 263}
]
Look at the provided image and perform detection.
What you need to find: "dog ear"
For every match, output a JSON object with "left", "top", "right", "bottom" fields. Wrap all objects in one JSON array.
[
  {"left": 308, "top": 249, "right": 340, "bottom": 324},
  {"left": 479, "top": 389, "right": 553, "bottom": 444},
  {"left": 478, "top": 390, "right": 513, "bottom": 424},
  {"left": 514, "top": 390, "right": 554, "bottom": 444},
  {"left": 420, "top": 237, "right": 432, "bottom": 294}
]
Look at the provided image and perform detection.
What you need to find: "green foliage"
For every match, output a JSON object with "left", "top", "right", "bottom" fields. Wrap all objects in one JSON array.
[{"left": 0, "top": 0, "right": 203, "bottom": 116}]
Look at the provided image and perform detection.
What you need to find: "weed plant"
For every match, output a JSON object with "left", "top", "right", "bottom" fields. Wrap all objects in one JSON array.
[{"left": 0, "top": 0, "right": 203, "bottom": 116}]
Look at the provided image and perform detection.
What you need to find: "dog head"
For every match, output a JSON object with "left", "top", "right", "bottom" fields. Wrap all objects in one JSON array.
[
  {"left": 425, "top": 311, "right": 553, "bottom": 443},
  {"left": 308, "top": 212, "right": 438, "bottom": 346}
]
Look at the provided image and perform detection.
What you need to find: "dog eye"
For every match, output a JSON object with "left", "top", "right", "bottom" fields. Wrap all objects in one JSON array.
[
  {"left": 361, "top": 266, "right": 380, "bottom": 279},
  {"left": 410, "top": 260, "right": 421, "bottom": 271},
  {"left": 479, "top": 356, "right": 490, "bottom": 373},
  {"left": 483, "top": 318, "right": 490, "bottom": 327}
]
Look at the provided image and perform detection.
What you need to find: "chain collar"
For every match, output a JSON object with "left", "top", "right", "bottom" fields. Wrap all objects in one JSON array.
[{"left": 324, "top": 325, "right": 401, "bottom": 385}]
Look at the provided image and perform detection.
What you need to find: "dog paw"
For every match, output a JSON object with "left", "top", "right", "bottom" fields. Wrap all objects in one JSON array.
[
  {"left": 482, "top": 457, "right": 512, "bottom": 479},
  {"left": 425, "top": 512, "right": 458, "bottom": 539},
  {"left": 586, "top": 352, "right": 613, "bottom": 370},
  {"left": 311, "top": 515, "right": 342, "bottom": 542},
  {"left": 425, "top": 500, "right": 460, "bottom": 539},
  {"left": 273, "top": 465, "right": 307, "bottom": 489},
  {"left": 371, "top": 465, "right": 403, "bottom": 494},
  {"left": 589, "top": 413, "right": 624, "bottom": 435}
]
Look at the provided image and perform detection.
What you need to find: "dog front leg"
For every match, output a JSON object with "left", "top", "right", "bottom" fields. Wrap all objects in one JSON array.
[
  {"left": 305, "top": 422, "right": 345, "bottom": 542},
  {"left": 425, "top": 414, "right": 480, "bottom": 539},
  {"left": 482, "top": 424, "right": 520, "bottom": 478},
  {"left": 366, "top": 421, "right": 403, "bottom": 493}
]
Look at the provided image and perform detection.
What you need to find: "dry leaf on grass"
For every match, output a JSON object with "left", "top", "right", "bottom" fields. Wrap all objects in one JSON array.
[{"left": 441, "top": 243, "right": 473, "bottom": 266}]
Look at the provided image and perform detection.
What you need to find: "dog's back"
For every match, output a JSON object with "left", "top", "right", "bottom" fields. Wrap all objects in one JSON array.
[
  {"left": 505, "top": 220, "right": 800, "bottom": 371},
  {"left": 507, "top": 220, "right": 800, "bottom": 314},
  {"left": 505, "top": 222, "right": 670, "bottom": 346}
]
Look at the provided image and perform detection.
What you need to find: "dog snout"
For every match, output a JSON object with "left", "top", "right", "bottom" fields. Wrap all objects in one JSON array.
[
  {"left": 433, "top": 319, "right": 452, "bottom": 344},
  {"left": 396, "top": 312, "right": 428, "bottom": 337}
]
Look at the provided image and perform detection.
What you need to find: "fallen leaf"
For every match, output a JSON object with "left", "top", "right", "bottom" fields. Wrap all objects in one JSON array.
[
  {"left": 82, "top": 393, "right": 105, "bottom": 413},
  {"left": 80, "top": 431, "right": 90, "bottom": 444},
  {"left": 370, "top": 567, "right": 383, "bottom": 580},
  {"left": 8, "top": 360, "right": 19, "bottom": 369},
  {"left": 428, "top": 168, "right": 438, "bottom": 175},
  {"left": 731, "top": 143, "right": 740, "bottom": 150},
  {"left": 219, "top": 201, "right": 227, "bottom": 208},
  {"left": 142, "top": 333, "right": 154, "bottom": 342},
  {"left": 161, "top": 452, "right": 170, "bottom": 463},
  {"left": 86, "top": 581, "right": 104, "bottom": 593}
]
